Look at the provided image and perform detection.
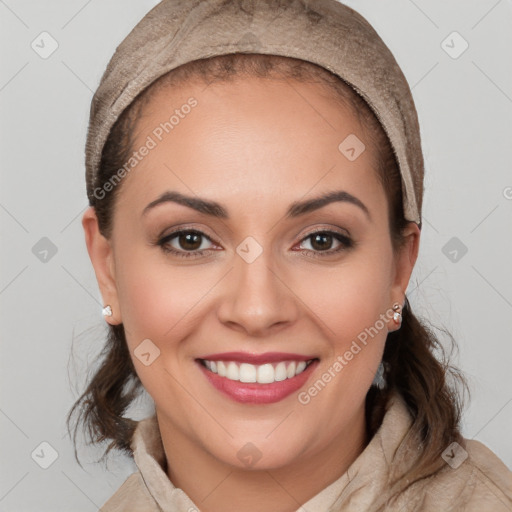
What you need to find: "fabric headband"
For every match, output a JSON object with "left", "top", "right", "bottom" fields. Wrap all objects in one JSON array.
[{"left": 85, "top": 0, "right": 424, "bottom": 226}]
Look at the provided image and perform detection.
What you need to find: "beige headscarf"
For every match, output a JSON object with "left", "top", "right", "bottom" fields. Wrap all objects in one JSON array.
[{"left": 85, "top": 0, "right": 424, "bottom": 226}]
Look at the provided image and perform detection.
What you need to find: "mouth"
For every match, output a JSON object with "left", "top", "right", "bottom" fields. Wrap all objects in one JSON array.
[{"left": 196, "top": 352, "right": 319, "bottom": 404}]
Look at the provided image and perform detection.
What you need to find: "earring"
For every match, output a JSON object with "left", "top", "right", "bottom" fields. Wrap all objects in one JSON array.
[
  {"left": 392, "top": 303, "right": 402, "bottom": 324},
  {"left": 102, "top": 305, "right": 113, "bottom": 317}
]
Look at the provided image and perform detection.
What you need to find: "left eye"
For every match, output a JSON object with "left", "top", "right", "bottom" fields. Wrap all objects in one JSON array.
[{"left": 297, "top": 231, "right": 352, "bottom": 253}]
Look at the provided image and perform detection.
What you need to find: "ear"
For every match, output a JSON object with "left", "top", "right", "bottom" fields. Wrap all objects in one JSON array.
[
  {"left": 82, "top": 206, "right": 122, "bottom": 325},
  {"left": 389, "top": 222, "right": 421, "bottom": 326}
]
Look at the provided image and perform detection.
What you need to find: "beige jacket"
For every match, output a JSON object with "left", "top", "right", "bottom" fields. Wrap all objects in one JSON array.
[{"left": 100, "top": 394, "right": 512, "bottom": 511}]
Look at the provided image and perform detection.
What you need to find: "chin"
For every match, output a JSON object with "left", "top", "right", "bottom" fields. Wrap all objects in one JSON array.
[{"left": 206, "top": 432, "right": 310, "bottom": 471}]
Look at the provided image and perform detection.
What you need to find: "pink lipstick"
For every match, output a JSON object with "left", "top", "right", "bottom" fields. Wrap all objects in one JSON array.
[{"left": 196, "top": 352, "right": 319, "bottom": 404}]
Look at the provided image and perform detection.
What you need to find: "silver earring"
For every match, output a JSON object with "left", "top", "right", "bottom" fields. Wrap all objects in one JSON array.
[
  {"left": 372, "top": 361, "right": 386, "bottom": 390},
  {"left": 102, "top": 305, "right": 112, "bottom": 317},
  {"left": 392, "top": 303, "right": 402, "bottom": 324}
]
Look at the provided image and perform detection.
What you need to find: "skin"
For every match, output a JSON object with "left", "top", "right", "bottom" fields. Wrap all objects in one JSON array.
[{"left": 83, "top": 75, "right": 420, "bottom": 512}]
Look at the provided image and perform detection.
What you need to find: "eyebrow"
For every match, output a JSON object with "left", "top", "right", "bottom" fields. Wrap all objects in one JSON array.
[{"left": 142, "top": 190, "right": 371, "bottom": 221}]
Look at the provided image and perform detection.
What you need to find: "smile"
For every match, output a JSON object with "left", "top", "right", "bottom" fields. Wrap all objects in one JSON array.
[
  {"left": 196, "top": 352, "right": 319, "bottom": 404},
  {"left": 200, "top": 359, "right": 315, "bottom": 384}
]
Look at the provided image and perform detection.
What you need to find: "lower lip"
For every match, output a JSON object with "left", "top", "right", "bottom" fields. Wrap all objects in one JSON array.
[{"left": 198, "top": 360, "right": 319, "bottom": 404}]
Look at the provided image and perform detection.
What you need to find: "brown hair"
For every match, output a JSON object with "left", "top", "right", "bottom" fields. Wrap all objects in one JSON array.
[{"left": 68, "top": 54, "right": 468, "bottom": 495}]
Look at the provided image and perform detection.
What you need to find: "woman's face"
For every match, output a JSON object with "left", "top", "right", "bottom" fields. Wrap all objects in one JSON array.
[{"left": 84, "top": 75, "right": 419, "bottom": 471}]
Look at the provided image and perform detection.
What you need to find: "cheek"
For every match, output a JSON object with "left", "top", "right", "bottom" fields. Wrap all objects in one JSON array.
[
  {"left": 292, "top": 246, "right": 393, "bottom": 412},
  {"left": 113, "top": 248, "right": 206, "bottom": 347},
  {"left": 294, "top": 250, "right": 393, "bottom": 344},
  {"left": 113, "top": 252, "right": 207, "bottom": 408}
]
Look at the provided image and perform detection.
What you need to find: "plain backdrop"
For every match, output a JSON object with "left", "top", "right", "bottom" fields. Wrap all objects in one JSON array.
[{"left": 1, "top": 0, "right": 511, "bottom": 510}]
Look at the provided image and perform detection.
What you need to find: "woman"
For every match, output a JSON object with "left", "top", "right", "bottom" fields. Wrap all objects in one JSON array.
[{"left": 68, "top": 0, "right": 512, "bottom": 510}]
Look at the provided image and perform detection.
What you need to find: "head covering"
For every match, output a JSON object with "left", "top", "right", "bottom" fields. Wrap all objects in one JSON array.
[{"left": 85, "top": 0, "right": 424, "bottom": 226}]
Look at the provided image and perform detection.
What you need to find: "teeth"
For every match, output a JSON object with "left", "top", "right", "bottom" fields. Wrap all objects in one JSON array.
[
  {"left": 296, "top": 361, "right": 307, "bottom": 375},
  {"left": 226, "top": 362, "right": 239, "bottom": 380},
  {"left": 239, "top": 363, "right": 256, "bottom": 383},
  {"left": 217, "top": 361, "right": 227, "bottom": 377},
  {"left": 275, "top": 362, "right": 287, "bottom": 381},
  {"left": 202, "top": 359, "right": 313, "bottom": 384},
  {"left": 257, "top": 364, "right": 275, "bottom": 384}
]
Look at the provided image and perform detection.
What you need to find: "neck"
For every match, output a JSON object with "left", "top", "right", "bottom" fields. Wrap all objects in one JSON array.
[{"left": 157, "top": 402, "right": 368, "bottom": 512}]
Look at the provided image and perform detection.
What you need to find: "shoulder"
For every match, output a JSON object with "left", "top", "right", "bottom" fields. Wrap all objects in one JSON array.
[
  {"left": 398, "top": 438, "right": 512, "bottom": 511},
  {"left": 99, "top": 471, "right": 160, "bottom": 512},
  {"left": 459, "top": 439, "right": 512, "bottom": 510}
]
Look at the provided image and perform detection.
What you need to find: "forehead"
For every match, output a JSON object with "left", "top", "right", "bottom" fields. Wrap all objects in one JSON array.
[{"left": 117, "top": 75, "right": 384, "bottom": 219}]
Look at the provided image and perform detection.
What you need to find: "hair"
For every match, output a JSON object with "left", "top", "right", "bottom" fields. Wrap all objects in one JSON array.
[{"left": 68, "top": 53, "right": 468, "bottom": 499}]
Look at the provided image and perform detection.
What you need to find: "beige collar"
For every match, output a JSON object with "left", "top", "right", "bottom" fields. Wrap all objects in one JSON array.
[{"left": 130, "top": 392, "right": 416, "bottom": 511}]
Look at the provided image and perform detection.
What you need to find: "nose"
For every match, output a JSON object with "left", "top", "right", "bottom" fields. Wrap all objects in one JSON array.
[{"left": 217, "top": 245, "right": 300, "bottom": 337}]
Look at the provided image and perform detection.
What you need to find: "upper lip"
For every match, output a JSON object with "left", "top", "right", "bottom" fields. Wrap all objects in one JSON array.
[{"left": 197, "top": 352, "right": 317, "bottom": 365}]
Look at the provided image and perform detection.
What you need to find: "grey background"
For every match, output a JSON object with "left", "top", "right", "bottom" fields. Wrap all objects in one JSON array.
[{"left": 1, "top": 0, "right": 511, "bottom": 510}]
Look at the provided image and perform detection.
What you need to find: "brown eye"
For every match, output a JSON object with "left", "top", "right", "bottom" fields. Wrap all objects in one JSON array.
[
  {"left": 298, "top": 230, "right": 353, "bottom": 257},
  {"left": 159, "top": 229, "right": 216, "bottom": 258},
  {"left": 310, "top": 233, "right": 335, "bottom": 251},
  {"left": 176, "top": 231, "right": 203, "bottom": 251}
]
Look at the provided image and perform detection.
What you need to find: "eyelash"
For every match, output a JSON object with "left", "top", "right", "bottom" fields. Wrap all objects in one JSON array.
[{"left": 157, "top": 228, "right": 354, "bottom": 259}]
